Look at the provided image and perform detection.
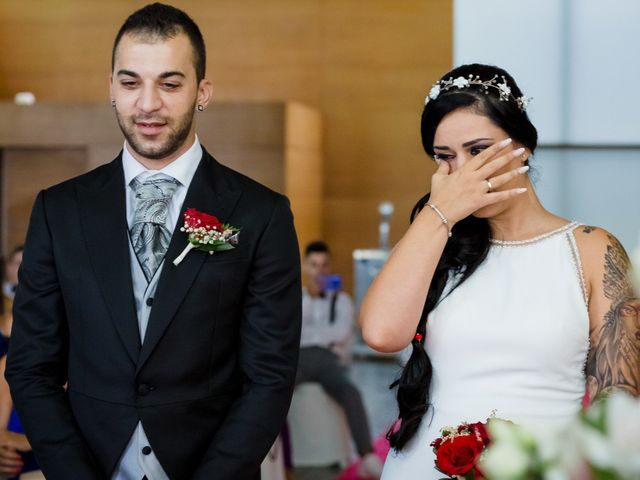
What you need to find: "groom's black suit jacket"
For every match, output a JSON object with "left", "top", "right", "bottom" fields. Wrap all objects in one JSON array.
[{"left": 6, "top": 150, "right": 302, "bottom": 480}]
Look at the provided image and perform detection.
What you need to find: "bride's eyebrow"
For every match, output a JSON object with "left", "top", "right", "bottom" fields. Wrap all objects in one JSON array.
[
  {"left": 433, "top": 137, "right": 494, "bottom": 150},
  {"left": 462, "top": 137, "right": 493, "bottom": 147}
]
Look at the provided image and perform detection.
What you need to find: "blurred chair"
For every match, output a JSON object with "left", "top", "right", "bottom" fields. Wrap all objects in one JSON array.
[
  {"left": 19, "top": 471, "right": 44, "bottom": 480},
  {"left": 260, "top": 435, "right": 286, "bottom": 480},
  {"left": 288, "top": 383, "right": 355, "bottom": 467}
]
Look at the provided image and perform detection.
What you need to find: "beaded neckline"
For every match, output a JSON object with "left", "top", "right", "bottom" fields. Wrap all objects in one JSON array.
[{"left": 490, "top": 221, "right": 579, "bottom": 247}]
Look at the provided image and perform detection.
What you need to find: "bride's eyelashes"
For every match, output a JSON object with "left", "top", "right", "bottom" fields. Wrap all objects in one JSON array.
[
  {"left": 433, "top": 153, "right": 453, "bottom": 162},
  {"left": 470, "top": 145, "right": 489, "bottom": 156},
  {"left": 433, "top": 145, "right": 489, "bottom": 162}
]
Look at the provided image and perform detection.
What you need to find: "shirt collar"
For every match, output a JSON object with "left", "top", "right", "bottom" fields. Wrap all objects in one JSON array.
[{"left": 122, "top": 136, "right": 203, "bottom": 187}]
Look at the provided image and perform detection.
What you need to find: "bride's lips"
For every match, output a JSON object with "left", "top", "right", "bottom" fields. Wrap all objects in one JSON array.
[{"left": 135, "top": 121, "right": 166, "bottom": 136}]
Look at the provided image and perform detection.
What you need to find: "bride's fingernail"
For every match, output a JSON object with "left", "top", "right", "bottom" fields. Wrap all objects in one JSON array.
[
  {"left": 499, "top": 138, "right": 512, "bottom": 147},
  {"left": 512, "top": 147, "right": 525, "bottom": 156},
  {"left": 515, "top": 187, "right": 528, "bottom": 194},
  {"left": 517, "top": 166, "right": 530, "bottom": 174}
]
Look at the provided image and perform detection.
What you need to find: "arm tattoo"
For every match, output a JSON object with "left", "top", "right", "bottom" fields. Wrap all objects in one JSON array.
[
  {"left": 582, "top": 226, "right": 597, "bottom": 234},
  {"left": 586, "top": 234, "right": 640, "bottom": 398}
]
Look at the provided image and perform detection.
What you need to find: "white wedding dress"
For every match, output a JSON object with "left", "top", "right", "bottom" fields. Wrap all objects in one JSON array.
[{"left": 382, "top": 222, "right": 590, "bottom": 479}]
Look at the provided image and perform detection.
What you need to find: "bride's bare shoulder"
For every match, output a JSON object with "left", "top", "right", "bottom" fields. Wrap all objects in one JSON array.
[{"left": 571, "top": 225, "right": 631, "bottom": 304}]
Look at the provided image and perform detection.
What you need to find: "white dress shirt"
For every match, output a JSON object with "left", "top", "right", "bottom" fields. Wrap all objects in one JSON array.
[
  {"left": 300, "top": 288, "right": 354, "bottom": 359},
  {"left": 112, "top": 138, "right": 202, "bottom": 480}
]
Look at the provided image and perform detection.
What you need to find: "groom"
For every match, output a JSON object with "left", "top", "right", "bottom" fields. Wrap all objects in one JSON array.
[{"left": 6, "top": 3, "right": 301, "bottom": 479}]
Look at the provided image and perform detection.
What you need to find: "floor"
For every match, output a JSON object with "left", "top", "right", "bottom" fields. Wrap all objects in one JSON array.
[{"left": 290, "top": 356, "right": 402, "bottom": 480}]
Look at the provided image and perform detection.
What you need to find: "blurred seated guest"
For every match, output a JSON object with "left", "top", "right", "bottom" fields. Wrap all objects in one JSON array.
[
  {"left": 1, "top": 246, "right": 23, "bottom": 345},
  {"left": 2, "top": 246, "right": 22, "bottom": 300},
  {"left": 296, "top": 241, "right": 382, "bottom": 479},
  {"left": 0, "top": 247, "right": 38, "bottom": 479}
]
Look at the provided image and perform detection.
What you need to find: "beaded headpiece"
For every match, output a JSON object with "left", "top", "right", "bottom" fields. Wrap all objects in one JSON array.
[{"left": 425, "top": 74, "right": 532, "bottom": 112}]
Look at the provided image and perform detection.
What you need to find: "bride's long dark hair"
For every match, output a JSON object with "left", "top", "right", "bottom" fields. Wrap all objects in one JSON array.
[{"left": 387, "top": 64, "right": 539, "bottom": 451}]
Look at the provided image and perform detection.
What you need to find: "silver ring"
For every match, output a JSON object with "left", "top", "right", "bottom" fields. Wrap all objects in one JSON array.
[{"left": 486, "top": 179, "right": 493, "bottom": 192}]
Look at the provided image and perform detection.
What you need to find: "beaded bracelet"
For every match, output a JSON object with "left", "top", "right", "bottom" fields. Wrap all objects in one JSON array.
[{"left": 426, "top": 203, "right": 452, "bottom": 238}]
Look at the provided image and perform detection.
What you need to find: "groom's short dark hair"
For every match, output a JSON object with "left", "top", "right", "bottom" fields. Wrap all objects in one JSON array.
[{"left": 112, "top": 2, "right": 206, "bottom": 82}]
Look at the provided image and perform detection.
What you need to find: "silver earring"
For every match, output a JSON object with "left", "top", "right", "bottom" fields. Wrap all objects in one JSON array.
[
  {"left": 111, "top": 99, "right": 115, "bottom": 107},
  {"left": 197, "top": 104, "right": 204, "bottom": 112}
]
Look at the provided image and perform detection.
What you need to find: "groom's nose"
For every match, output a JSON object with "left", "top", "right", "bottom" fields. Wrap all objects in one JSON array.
[{"left": 137, "top": 82, "right": 163, "bottom": 113}]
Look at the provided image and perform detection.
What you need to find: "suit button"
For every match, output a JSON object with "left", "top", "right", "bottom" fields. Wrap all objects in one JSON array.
[
  {"left": 142, "top": 446, "right": 152, "bottom": 455},
  {"left": 146, "top": 297, "right": 153, "bottom": 307},
  {"left": 137, "top": 383, "right": 150, "bottom": 396}
]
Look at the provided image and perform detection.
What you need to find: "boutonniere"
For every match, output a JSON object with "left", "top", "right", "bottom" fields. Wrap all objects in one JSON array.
[{"left": 172, "top": 208, "right": 240, "bottom": 266}]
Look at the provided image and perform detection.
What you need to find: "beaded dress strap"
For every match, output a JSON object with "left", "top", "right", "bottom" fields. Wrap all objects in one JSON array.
[{"left": 490, "top": 221, "right": 579, "bottom": 246}]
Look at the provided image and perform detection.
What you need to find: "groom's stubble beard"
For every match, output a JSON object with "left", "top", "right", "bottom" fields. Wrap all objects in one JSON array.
[{"left": 114, "top": 101, "right": 196, "bottom": 161}]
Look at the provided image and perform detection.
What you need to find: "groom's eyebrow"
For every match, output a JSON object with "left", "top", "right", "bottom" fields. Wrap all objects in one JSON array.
[
  {"left": 159, "top": 71, "right": 186, "bottom": 79},
  {"left": 115, "top": 70, "right": 186, "bottom": 79},
  {"left": 116, "top": 69, "right": 139, "bottom": 77}
]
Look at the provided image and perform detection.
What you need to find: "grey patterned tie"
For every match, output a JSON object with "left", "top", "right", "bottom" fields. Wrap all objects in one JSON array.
[{"left": 129, "top": 174, "right": 180, "bottom": 282}]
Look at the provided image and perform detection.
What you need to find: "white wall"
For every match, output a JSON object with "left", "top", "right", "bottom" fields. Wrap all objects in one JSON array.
[{"left": 454, "top": 0, "right": 640, "bottom": 250}]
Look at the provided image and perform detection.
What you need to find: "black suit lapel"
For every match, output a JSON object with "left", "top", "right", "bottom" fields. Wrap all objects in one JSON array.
[
  {"left": 77, "top": 156, "right": 140, "bottom": 365},
  {"left": 136, "top": 151, "right": 242, "bottom": 373}
]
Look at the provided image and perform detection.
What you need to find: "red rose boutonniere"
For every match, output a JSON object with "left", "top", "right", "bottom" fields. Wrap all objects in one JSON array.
[
  {"left": 172, "top": 208, "right": 240, "bottom": 266},
  {"left": 430, "top": 420, "right": 491, "bottom": 479}
]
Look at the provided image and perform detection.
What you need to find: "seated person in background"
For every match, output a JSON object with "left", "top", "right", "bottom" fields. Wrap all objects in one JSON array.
[
  {"left": 296, "top": 241, "right": 382, "bottom": 479},
  {"left": 1, "top": 246, "right": 23, "bottom": 344},
  {"left": 0, "top": 246, "right": 37, "bottom": 479}
]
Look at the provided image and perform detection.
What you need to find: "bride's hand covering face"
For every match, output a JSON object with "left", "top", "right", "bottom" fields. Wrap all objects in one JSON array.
[{"left": 427, "top": 110, "right": 531, "bottom": 225}]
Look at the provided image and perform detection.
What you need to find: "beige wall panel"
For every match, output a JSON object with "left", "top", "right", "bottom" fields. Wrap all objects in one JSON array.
[
  {"left": 285, "top": 146, "right": 323, "bottom": 252},
  {"left": 2, "top": 148, "right": 87, "bottom": 252},
  {"left": 284, "top": 103, "right": 323, "bottom": 250},
  {"left": 197, "top": 103, "right": 286, "bottom": 148},
  {"left": 207, "top": 147, "right": 285, "bottom": 193}
]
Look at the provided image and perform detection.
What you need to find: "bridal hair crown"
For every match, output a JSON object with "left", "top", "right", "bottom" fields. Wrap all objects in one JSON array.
[{"left": 425, "top": 74, "right": 532, "bottom": 112}]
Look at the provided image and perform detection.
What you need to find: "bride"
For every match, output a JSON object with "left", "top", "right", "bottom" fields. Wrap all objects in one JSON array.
[{"left": 358, "top": 63, "right": 639, "bottom": 478}]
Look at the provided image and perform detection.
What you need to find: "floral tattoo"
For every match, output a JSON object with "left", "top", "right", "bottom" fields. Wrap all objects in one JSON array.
[{"left": 586, "top": 234, "right": 640, "bottom": 399}]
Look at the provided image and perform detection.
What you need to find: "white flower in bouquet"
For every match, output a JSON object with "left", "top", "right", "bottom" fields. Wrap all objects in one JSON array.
[
  {"left": 606, "top": 393, "right": 640, "bottom": 475},
  {"left": 531, "top": 424, "right": 583, "bottom": 478},
  {"left": 576, "top": 392, "right": 640, "bottom": 478},
  {"left": 481, "top": 441, "right": 531, "bottom": 479},
  {"left": 481, "top": 419, "right": 534, "bottom": 479}
]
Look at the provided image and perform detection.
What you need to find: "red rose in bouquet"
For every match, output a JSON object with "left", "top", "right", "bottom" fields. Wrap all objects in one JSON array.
[
  {"left": 435, "top": 434, "right": 483, "bottom": 476},
  {"left": 469, "top": 421, "right": 490, "bottom": 446},
  {"left": 431, "top": 421, "right": 491, "bottom": 479}
]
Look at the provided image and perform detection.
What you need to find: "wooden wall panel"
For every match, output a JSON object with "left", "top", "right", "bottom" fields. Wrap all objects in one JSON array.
[{"left": 0, "top": 0, "right": 452, "bottom": 292}]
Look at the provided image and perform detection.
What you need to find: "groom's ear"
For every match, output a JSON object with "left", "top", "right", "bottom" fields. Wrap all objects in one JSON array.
[{"left": 197, "top": 79, "right": 213, "bottom": 109}]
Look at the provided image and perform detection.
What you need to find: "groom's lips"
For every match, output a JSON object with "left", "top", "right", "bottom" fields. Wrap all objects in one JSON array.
[{"left": 135, "top": 121, "right": 166, "bottom": 136}]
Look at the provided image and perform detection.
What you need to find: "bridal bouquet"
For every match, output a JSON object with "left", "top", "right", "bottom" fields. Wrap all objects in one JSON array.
[
  {"left": 430, "top": 420, "right": 491, "bottom": 479},
  {"left": 431, "top": 391, "right": 640, "bottom": 479}
]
